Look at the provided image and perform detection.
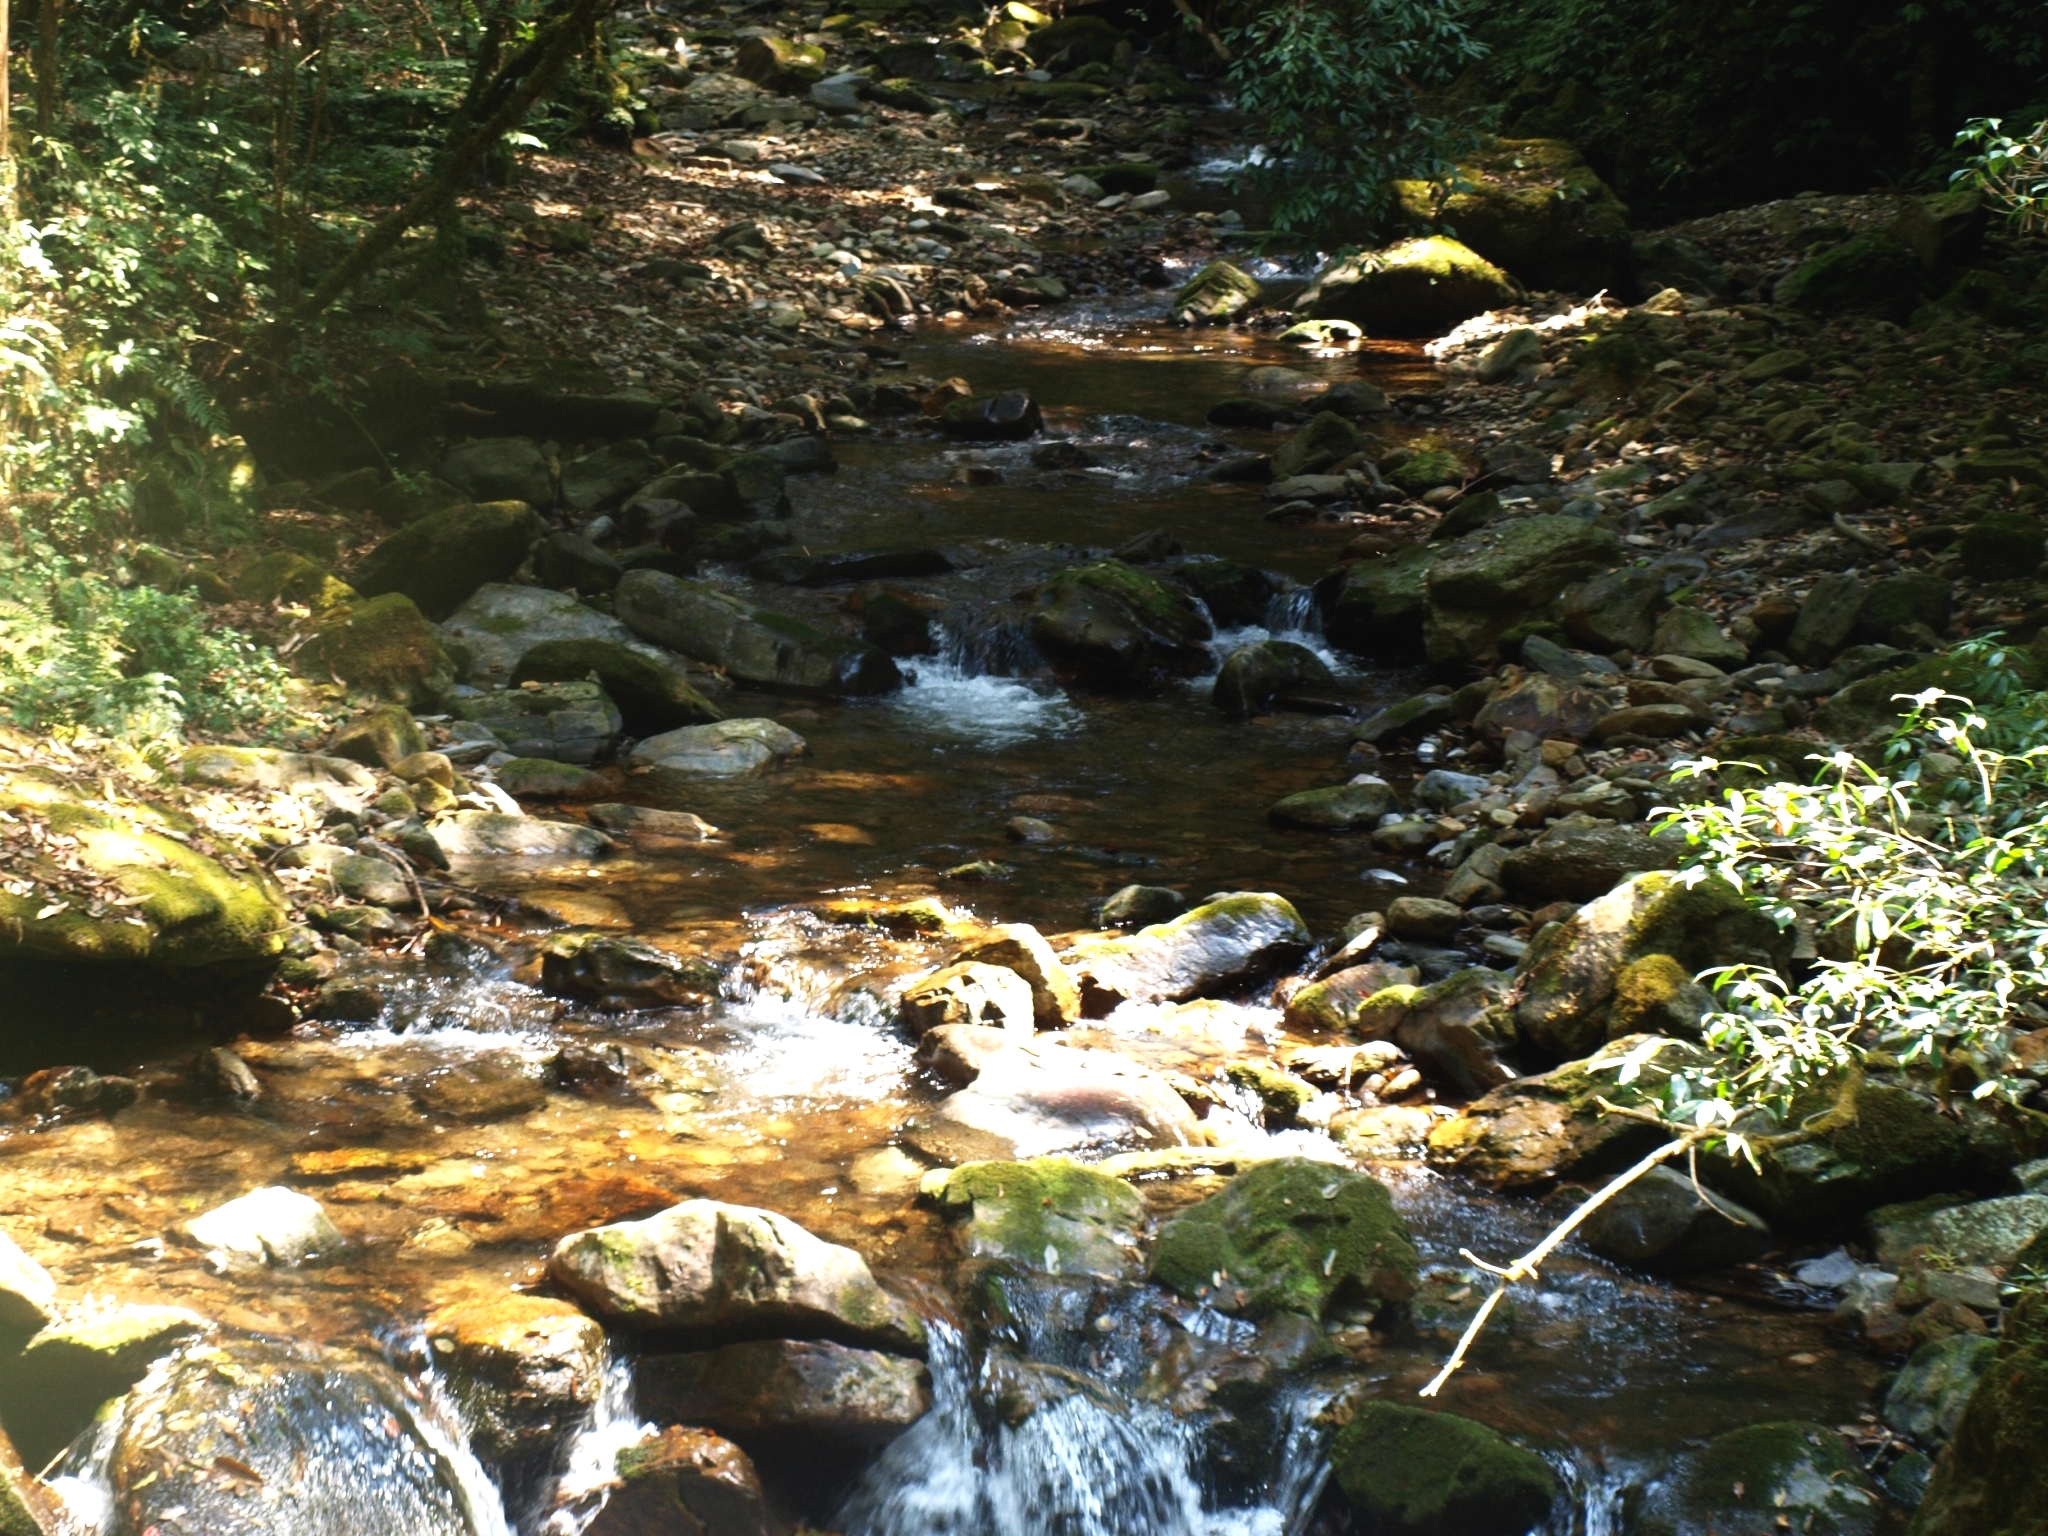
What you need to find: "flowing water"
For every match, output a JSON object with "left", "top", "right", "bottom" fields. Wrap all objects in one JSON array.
[{"left": 0, "top": 301, "right": 1890, "bottom": 1534}]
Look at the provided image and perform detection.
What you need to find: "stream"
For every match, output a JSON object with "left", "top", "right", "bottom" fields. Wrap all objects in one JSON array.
[{"left": 3, "top": 301, "right": 1887, "bottom": 1535}]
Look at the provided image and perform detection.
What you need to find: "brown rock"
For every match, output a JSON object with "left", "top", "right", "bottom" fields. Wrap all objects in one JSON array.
[
  {"left": 426, "top": 1294, "right": 607, "bottom": 1462},
  {"left": 584, "top": 1426, "right": 771, "bottom": 1536}
]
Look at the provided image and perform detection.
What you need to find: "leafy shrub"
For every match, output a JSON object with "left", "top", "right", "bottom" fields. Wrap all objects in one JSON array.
[
  {"left": 1953, "top": 116, "right": 2048, "bottom": 234},
  {"left": 1643, "top": 643, "right": 2048, "bottom": 1145},
  {"left": 1216, "top": 0, "right": 1489, "bottom": 234}
]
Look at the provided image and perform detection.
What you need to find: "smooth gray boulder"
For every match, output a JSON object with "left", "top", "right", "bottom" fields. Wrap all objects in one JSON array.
[{"left": 548, "top": 1199, "right": 926, "bottom": 1354}]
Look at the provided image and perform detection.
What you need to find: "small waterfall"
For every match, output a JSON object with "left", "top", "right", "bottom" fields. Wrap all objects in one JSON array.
[
  {"left": 890, "top": 626, "right": 1081, "bottom": 749},
  {"left": 837, "top": 1324, "right": 1331, "bottom": 1536},
  {"left": 1263, "top": 586, "right": 1323, "bottom": 642},
  {"left": 541, "top": 1357, "right": 651, "bottom": 1536}
]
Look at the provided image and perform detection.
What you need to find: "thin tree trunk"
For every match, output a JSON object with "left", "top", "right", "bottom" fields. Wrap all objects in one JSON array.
[
  {"left": 34, "top": 0, "right": 62, "bottom": 136},
  {"left": 289, "top": 0, "right": 608, "bottom": 326}
]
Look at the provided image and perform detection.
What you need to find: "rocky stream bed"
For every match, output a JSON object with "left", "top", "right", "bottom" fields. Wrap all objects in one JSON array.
[{"left": 8, "top": 9, "right": 2048, "bottom": 1533}]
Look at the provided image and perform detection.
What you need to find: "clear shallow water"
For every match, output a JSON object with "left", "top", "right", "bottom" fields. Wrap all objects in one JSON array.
[{"left": 1, "top": 302, "right": 1893, "bottom": 1535}]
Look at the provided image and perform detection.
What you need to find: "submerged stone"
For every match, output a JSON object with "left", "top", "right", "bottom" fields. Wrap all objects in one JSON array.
[
  {"left": 90, "top": 1338, "right": 491, "bottom": 1536},
  {"left": 1639, "top": 1421, "right": 1881, "bottom": 1536}
]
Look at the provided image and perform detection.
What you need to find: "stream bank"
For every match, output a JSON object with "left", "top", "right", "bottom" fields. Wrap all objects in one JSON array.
[{"left": 6, "top": 14, "right": 2048, "bottom": 1533}]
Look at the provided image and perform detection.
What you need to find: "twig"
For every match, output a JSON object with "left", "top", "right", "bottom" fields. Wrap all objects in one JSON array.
[{"left": 1419, "top": 1130, "right": 1706, "bottom": 1397}]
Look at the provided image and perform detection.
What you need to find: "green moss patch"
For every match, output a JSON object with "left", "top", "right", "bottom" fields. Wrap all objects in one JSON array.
[{"left": 1150, "top": 1157, "right": 1417, "bottom": 1319}]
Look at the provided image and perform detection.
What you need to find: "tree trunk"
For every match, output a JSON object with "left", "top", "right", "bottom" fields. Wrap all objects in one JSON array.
[{"left": 288, "top": 0, "right": 610, "bottom": 326}]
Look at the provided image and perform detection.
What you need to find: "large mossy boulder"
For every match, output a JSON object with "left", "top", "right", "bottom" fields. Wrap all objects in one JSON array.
[
  {"left": 928, "top": 1159, "right": 1149, "bottom": 1279},
  {"left": 1639, "top": 1421, "right": 1881, "bottom": 1536},
  {"left": 1071, "top": 892, "right": 1309, "bottom": 1011},
  {"left": 1327, "top": 1401, "right": 1559, "bottom": 1536},
  {"left": 437, "top": 436, "right": 553, "bottom": 508},
  {"left": 352, "top": 500, "right": 546, "bottom": 620},
  {"left": 1029, "top": 560, "right": 1214, "bottom": 691},
  {"left": 1150, "top": 1158, "right": 1418, "bottom": 1320},
  {"left": 1297, "top": 237, "right": 1523, "bottom": 338},
  {"left": 1393, "top": 138, "right": 1630, "bottom": 293},
  {"left": 1424, "top": 514, "right": 1622, "bottom": 666},
  {"left": 615, "top": 570, "right": 901, "bottom": 696},
  {"left": 1706, "top": 1079, "right": 2000, "bottom": 1231},
  {"left": 513, "top": 638, "right": 723, "bottom": 734},
  {"left": 1909, "top": 1288, "right": 2048, "bottom": 1536},
  {"left": 1513, "top": 870, "right": 1781, "bottom": 1061},
  {"left": 0, "top": 766, "right": 289, "bottom": 970},
  {"left": 734, "top": 34, "right": 826, "bottom": 92},
  {"left": 295, "top": 592, "right": 455, "bottom": 707}
]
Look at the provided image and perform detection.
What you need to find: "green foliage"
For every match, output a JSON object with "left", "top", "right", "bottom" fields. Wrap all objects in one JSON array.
[
  {"left": 1630, "top": 643, "right": 2048, "bottom": 1152},
  {"left": 1477, "top": 0, "right": 2048, "bottom": 216},
  {"left": 0, "top": 556, "right": 298, "bottom": 745},
  {"left": 1953, "top": 116, "right": 2048, "bottom": 234},
  {"left": 1215, "top": 0, "right": 1488, "bottom": 234}
]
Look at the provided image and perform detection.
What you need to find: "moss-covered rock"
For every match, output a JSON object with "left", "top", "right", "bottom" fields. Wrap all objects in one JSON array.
[
  {"left": 615, "top": 570, "right": 902, "bottom": 697},
  {"left": 589, "top": 1426, "right": 770, "bottom": 1536},
  {"left": 1909, "top": 1288, "right": 2048, "bottom": 1536},
  {"left": 0, "top": 767, "right": 290, "bottom": 969},
  {"left": 1424, "top": 514, "right": 1621, "bottom": 667},
  {"left": 512, "top": 638, "right": 723, "bottom": 734},
  {"left": 1956, "top": 509, "right": 2047, "bottom": 584},
  {"left": 295, "top": 591, "right": 456, "bottom": 708},
  {"left": 352, "top": 500, "right": 547, "bottom": 620},
  {"left": 1298, "top": 237, "right": 1523, "bottom": 337},
  {"left": 327, "top": 703, "right": 426, "bottom": 768},
  {"left": 1513, "top": 870, "right": 1780, "bottom": 1060},
  {"left": 928, "top": 1158, "right": 1149, "bottom": 1278},
  {"left": 1073, "top": 892, "right": 1310, "bottom": 1010},
  {"left": 734, "top": 34, "right": 826, "bottom": 92},
  {"left": 1273, "top": 413, "right": 1370, "bottom": 481},
  {"left": 1774, "top": 234, "right": 1922, "bottom": 316},
  {"left": 0, "top": 1304, "right": 206, "bottom": 1467},
  {"left": 1029, "top": 560, "right": 1214, "bottom": 691},
  {"left": 1707, "top": 1080, "right": 1984, "bottom": 1230},
  {"left": 1327, "top": 1401, "right": 1558, "bottom": 1536},
  {"left": 1150, "top": 1158, "right": 1418, "bottom": 1320},
  {"left": 1394, "top": 138, "right": 1631, "bottom": 293},
  {"left": 229, "top": 549, "right": 359, "bottom": 611},
  {"left": 1172, "top": 259, "right": 1263, "bottom": 324},
  {"left": 1641, "top": 1421, "right": 1881, "bottom": 1536},
  {"left": 1320, "top": 544, "right": 1440, "bottom": 657}
]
